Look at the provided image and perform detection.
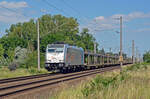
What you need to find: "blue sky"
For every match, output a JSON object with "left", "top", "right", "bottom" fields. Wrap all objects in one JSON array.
[{"left": 0, "top": 0, "right": 150, "bottom": 57}]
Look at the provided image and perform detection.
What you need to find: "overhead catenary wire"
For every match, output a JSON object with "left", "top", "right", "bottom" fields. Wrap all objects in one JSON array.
[
  {"left": 59, "top": 0, "right": 90, "bottom": 22},
  {"left": 42, "top": 0, "right": 70, "bottom": 16},
  {"left": 59, "top": 0, "right": 109, "bottom": 32},
  {"left": 3, "top": 0, "right": 120, "bottom": 55},
  {"left": 0, "top": 0, "right": 73, "bottom": 38},
  {"left": 42, "top": 0, "right": 99, "bottom": 29},
  {"left": 40, "top": 0, "right": 78, "bottom": 33},
  {"left": 42, "top": 0, "right": 88, "bottom": 24},
  {"left": 40, "top": 0, "right": 112, "bottom": 37},
  {"left": 0, "top": 1, "right": 131, "bottom": 57},
  {"left": 0, "top": 5, "right": 29, "bottom": 18},
  {"left": 60, "top": 0, "right": 84, "bottom": 17},
  {"left": 0, "top": 5, "right": 30, "bottom": 39},
  {"left": 36, "top": 0, "right": 79, "bottom": 35}
]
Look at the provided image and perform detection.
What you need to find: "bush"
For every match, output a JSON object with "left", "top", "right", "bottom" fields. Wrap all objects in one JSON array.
[
  {"left": 24, "top": 51, "right": 45, "bottom": 69},
  {"left": 125, "top": 63, "right": 149, "bottom": 71},
  {"left": 8, "top": 62, "right": 19, "bottom": 71},
  {"left": 81, "top": 63, "right": 149, "bottom": 97},
  {"left": 81, "top": 75, "right": 119, "bottom": 97},
  {"left": 143, "top": 51, "right": 150, "bottom": 63},
  {"left": 0, "top": 44, "right": 4, "bottom": 59}
]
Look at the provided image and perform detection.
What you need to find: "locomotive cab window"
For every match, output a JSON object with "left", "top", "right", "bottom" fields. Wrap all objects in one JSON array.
[
  {"left": 48, "top": 48, "right": 64, "bottom": 53},
  {"left": 55, "top": 48, "right": 64, "bottom": 53},
  {"left": 48, "top": 49, "right": 55, "bottom": 53}
]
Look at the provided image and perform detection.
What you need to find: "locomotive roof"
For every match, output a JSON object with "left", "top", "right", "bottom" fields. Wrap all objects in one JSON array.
[{"left": 47, "top": 44, "right": 84, "bottom": 51}]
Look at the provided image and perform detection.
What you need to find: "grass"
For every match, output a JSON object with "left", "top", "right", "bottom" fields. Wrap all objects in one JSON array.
[
  {"left": 0, "top": 66, "right": 49, "bottom": 79},
  {"left": 50, "top": 63, "right": 150, "bottom": 99}
]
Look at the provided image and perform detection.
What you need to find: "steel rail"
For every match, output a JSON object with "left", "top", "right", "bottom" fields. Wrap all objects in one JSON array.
[
  {"left": 0, "top": 73, "right": 58, "bottom": 84},
  {"left": 0, "top": 66, "right": 119, "bottom": 98},
  {"left": 0, "top": 67, "right": 109, "bottom": 91}
]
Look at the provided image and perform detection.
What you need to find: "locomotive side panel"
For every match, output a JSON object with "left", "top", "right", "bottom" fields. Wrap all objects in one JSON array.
[{"left": 65, "top": 47, "right": 84, "bottom": 66}]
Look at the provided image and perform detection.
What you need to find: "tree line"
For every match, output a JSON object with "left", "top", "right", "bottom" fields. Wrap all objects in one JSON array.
[
  {"left": 0, "top": 14, "right": 135, "bottom": 69},
  {"left": 0, "top": 14, "right": 100, "bottom": 69}
]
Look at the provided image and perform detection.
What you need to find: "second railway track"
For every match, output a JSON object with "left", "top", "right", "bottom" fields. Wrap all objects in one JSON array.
[
  {"left": 0, "top": 73, "right": 60, "bottom": 84},
  {"left": 0, "top": 65, "right": 121, "bottom": 99}
]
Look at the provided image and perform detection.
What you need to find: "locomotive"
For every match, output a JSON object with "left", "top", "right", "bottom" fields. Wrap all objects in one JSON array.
[
  {"left": 45, "top": 43, "right": 132, "bottom": 72},
  {"left": 45, "top": 44, "right": 84, "bottom": 72}
]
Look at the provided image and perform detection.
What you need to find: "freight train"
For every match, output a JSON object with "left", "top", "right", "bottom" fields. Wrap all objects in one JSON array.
[{"left": 45, "top": 44, "right": 132, "bottom": 72}]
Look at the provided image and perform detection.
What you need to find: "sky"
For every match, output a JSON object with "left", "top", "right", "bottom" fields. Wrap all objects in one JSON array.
[{"left": 0, "top": 0, "right": 150, "bottom": 57}]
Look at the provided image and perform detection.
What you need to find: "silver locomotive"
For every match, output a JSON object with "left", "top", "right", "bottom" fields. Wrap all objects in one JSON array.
[{"left": 45, "top": 44, "right": 84, "bottom": 71}]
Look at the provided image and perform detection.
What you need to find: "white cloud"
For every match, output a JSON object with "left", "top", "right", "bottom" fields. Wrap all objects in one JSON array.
[
  {"left": 0, "top": 1, "right": 29, "bottom": 23},
  {"left": 130, "top": 28, "right": 150, "bottom": 33},
  {"left": 0, "top": 1, "right": 28, "bottom": 8},
  {"left": 83, "top": 12, "right": 150, "bottom": 33},
  {"left": 127, "top": 12, "right": 150, "bottom": 20},
  {"left": 110, "top": 12, "right": 150, "bottom": 22},
  {"left": 95, "top": 16, "right": 105, "bottom": 21},
  {"left": 0, "top": 11, "right": 29, "bottom": 23}
]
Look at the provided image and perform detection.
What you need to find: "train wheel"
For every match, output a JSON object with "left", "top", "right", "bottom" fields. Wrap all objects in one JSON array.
[{"left": 60, "top": 68, "right": 66, "bottom": 73}]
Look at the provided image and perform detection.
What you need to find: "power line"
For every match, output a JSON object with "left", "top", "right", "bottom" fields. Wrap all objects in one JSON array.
[
  {"left": 40, "top": 0, "right": 113, "bottom": 39},
  {"left": 40, "top": 0, "right": 101, "bottom": 36},
  {"left": 61, "top": 0, "right": 81, "bottom": 15},
  {"left": 0, "top": 6, "right": 28, "bottom": 17},
  {"left": 59, "top": 0, "right": 102, "bottom": 28},
  {"left": 59, "top": 0, "right": 90, "bottom": 19},
  {"left": 42, "top": 0, "right": 94, "bottom": 26},
  {"left": 42, "top": 0, "right": 70, "bottom": 16},
  {"left": 47, "top": 20, "right": 73, "bottom": 34},
  {"left": 42, "top": 0, "right": 88, "bottom": 26},
  {"left": 38, "top": 0, "right": 78, "bottom": 34}
]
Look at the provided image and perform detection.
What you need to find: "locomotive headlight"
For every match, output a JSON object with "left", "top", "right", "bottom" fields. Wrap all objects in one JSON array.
[
  {"left": 59, "top": 60, "right": 62, "bottom": 62},
  {"left": 47, "top": 60, "right": 51, "bottom": 63}
]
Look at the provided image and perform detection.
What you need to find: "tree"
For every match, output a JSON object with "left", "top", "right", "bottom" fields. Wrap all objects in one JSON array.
[
  {"left": 143, "top": 51, "right": 150, "bottom": 63},
  {"left": 99, "top": 48, "right": 105, "bottom": 54},
  {"left": 0, "top": 44, "right": 4, "bottom": 59},
  {"left": 0, "top": 14, "right": 97, "bottom": 68},
  {"left": 80, "top": 28, "right": 96, "bottom": 51}
]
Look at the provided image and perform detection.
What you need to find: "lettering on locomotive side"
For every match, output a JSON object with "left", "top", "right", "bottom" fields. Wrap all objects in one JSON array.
[{"left": 70, "top": 53, "right": 75, "bottom": 61}]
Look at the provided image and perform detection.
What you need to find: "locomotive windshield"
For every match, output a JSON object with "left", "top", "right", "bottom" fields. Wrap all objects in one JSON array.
[
  {"left": 47, "top": 44, "right": 64, "bottom": 53},
  {"left": 55, "top": 48, "right": 64, "bottom": 53},
  {"left": 48, "top": 49, "right": 55, "bottom": 53}
]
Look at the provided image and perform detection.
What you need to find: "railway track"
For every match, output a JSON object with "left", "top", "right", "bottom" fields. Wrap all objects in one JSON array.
[
  {"left": 0, "top": 73, "right": 59, "bottom": 84},
  {"left": 0, "top": 65, "right": 121, "bottom": 99}
]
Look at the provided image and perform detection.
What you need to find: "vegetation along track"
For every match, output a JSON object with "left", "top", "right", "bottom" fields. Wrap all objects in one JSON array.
[{"left": 0, "top": 66, "right": 121, "bottom": 98}]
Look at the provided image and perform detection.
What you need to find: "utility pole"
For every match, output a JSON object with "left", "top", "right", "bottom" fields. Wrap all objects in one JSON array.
[
  {"left": 119, "top": 16, "right": 123, "bottom": 67},
  {"left": 136, "top": 47, "right": 138, "bottom": 63},
  {"left": 94, "top": 42, "right": 96, "bottom": 54},
  {"left": 37, "top": 19, "right": 40, "bottom": 71},
  {"left": 139, "top": 53, "right": 141, "bottom": 63},
  {"left": 109, "top": 48, "right": 112, "bottom": 53},
  {"left": 132, "top": 40, "right": 135, "bottom": 64},
  {"left": 94, "top": 42, "right": 96, "bottom": 64}
]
